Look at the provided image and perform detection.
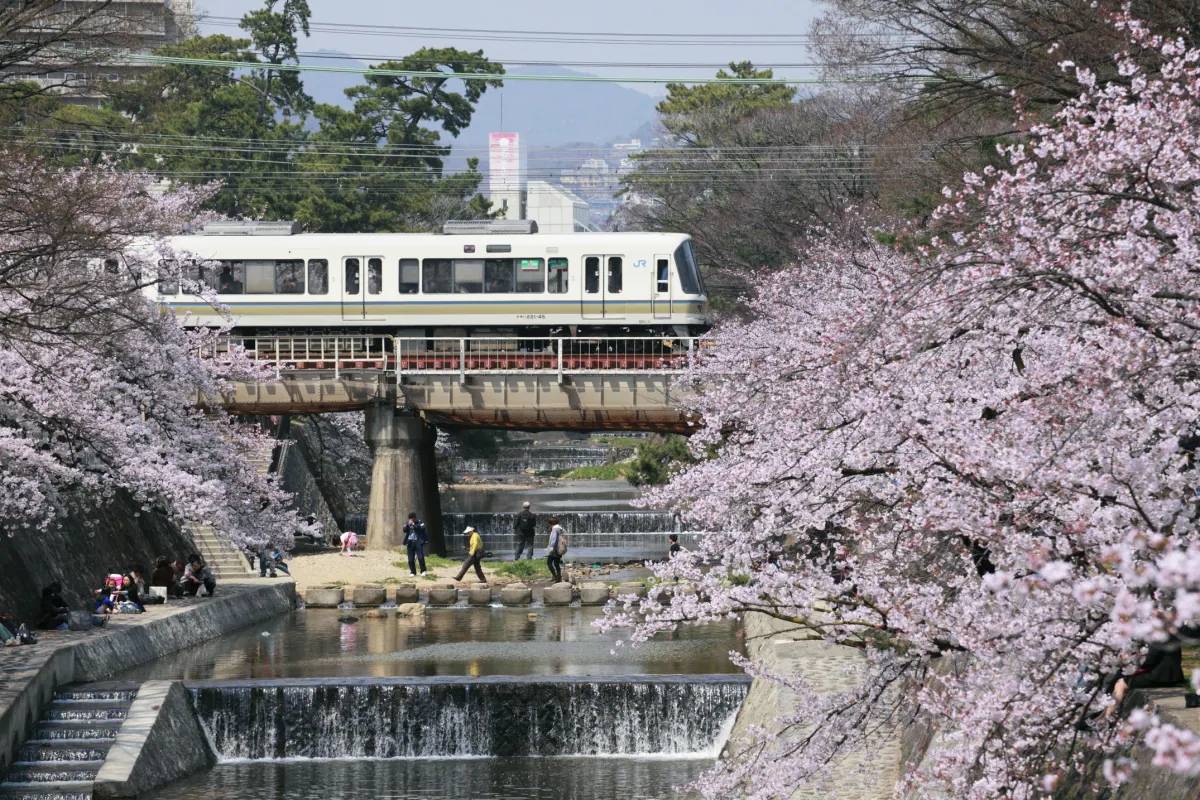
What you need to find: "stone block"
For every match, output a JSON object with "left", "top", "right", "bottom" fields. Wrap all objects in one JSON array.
[
  {"left": 350, "top": 585, "right": 387, "bottom": 607},
  {"left": 542, "top": 582, "right": 574, "bottom": 606},
  {"left": 427, "top": 586, "right": 459, "bottom": 606},
  {"left": 616, "top": 581, "right": 648, "bottom": 599},
  {"left": 364, "top": 609, "right": 388, "bottom": 619},
  {"left": 305, "top": 586, "right": 344, "bottom": 608},
  {"left": 579, "top": 582, "right": 610, "bottom": 605},
  {"left": 500, "top": 584, "right": 533, "bottom": 606},
  {"left": 467, "top": 584, "right": 493, "bottom": 606},
  {"left": 396, "top": 603, "right": 425, "bottom": 617},
  {"left": 391, "top": 583, "right": 420, "bottom": 604}
]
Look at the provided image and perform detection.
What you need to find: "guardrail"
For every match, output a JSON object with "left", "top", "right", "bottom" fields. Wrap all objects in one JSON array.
[{"left": 200, "top": 335, "right": 703, "bottom": 382}]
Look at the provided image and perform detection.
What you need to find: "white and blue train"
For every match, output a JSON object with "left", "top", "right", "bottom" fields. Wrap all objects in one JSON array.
[{"left": 144, "top": 220, "right": 712, "bottom": 338}]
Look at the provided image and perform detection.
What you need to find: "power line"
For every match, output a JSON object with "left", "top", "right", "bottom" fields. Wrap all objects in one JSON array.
[{"left": 130, "top": 54, "right": 903, "bottom": 85}]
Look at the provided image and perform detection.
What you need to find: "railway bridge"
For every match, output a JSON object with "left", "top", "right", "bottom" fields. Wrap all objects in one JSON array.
[{"left": 201, "top": 335, "right": 702, "bottom": 555}]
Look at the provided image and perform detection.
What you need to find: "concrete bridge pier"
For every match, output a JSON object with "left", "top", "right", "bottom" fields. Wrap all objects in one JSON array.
[{"left": 364, "top": 405, "right": 445, "bottom": 555}]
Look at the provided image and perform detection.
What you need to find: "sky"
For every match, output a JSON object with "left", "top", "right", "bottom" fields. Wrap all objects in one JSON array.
[{"left": 192, "top": 0, "right": 828, "bottom": 98}]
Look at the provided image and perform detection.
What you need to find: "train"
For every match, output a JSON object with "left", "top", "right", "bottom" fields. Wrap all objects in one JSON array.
[{"left": 141, "top": 220, "right": 712, "bottom": 338}]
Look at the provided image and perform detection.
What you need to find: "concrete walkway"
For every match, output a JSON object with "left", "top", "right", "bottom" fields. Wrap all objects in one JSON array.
[{"left": 0, "top": 578, "right": 294, "bottom": 772}]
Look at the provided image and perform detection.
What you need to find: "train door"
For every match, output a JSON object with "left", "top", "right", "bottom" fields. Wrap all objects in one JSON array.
[
  {"left": 341, "top": 256, "right": 384, "bottom": 320},
  {"left": 652, "top": 253, "right": 672, "bottom": 319},
  {"left": 581, "top": 254, "right": 626, "bottom": 320}
]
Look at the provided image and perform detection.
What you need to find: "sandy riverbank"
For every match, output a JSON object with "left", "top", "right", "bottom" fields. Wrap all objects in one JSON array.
[{"left": 289, "top": 549, "right": 463, "bottom": 591}]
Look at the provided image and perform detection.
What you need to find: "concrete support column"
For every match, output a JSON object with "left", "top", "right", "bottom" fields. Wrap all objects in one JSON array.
[{"left": 364, "top": 405, "right": 444, "bottom": 554}]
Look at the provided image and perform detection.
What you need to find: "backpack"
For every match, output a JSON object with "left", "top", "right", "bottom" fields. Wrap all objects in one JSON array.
[{"left": 554, "top": 529, "right": 568, "bottom": 556}]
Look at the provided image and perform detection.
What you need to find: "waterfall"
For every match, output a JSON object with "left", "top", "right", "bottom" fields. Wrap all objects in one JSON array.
[
  {"left": 441, "top": 511, "right": 686, "bottom": 557},
  {"left": 451, "top": 444, "right": 633, "bottom": 476},
  {"left": 189, "top": 676, "right": 749, "bottom": 761}
]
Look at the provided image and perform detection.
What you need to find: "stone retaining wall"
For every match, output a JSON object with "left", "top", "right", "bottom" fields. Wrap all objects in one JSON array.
[{"left": 0, "top": 580, "right": 294, "bottom": 773}]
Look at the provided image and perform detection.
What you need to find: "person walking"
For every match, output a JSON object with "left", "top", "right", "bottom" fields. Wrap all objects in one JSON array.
[
  {"left": 454, "top": 525, "right": 487, "bottom": 583},
  {"left": 513, "top": 501, "right": 537, "bottom": 560},
  {"left": 258, "top": 543, "right": 276, "bottom": 578},
  {"left": 546, "top": 517, "right": 568, "bottom": 584},
  {"left": 404, "top": 512, "right": 429, "bottom": 576}
]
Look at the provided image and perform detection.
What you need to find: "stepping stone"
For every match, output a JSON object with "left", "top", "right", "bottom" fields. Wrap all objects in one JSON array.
[
  {"left": 427, "top": 587, "right": 458, "bottom": 606},
  {"left": 542, "top": 582, "right": 574, "bottom": 605},
  {"left": 305, "top": 586, "right": 343, "bottom": 607},
  {"left": 395, "top": 602, "right": 426, "bottom": 617},
  {"left": 579, "top": 582, "right": 611, "bottom": 605},
  {"left": 466, "top": 584, "right": 493, "bottom": 605},
  {"left": 391, "top": 583, "right": 420, "bottom": 603},
  {"left": 350, "top": 585, "right": 386, "bottom": 606},
  {"left": 616, "top": 581, "right": 648, "bottom": 599},
  {"left": 500, "top": 584, "right": 533, "bottom": 606}
]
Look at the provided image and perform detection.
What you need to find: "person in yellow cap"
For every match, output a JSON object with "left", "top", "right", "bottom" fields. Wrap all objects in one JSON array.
[{"left": 454, "top": 526, "right": 487, "bottom": 583}]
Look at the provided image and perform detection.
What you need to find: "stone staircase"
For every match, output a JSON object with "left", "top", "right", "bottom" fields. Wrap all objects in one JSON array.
[
  {"left": 184, "top": 438, "right": 279, "bottom": 580},
  {"left": 0, "top": 683, "right": 137, "bottom": 800},
  {"left": 187, "top": 522, "right": 253, "bottom": 579}
]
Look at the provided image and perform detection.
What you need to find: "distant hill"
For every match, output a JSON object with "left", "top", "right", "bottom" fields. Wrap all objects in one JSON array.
[{"left": 300, "top": 54, "right": 659, "bottom": 167}]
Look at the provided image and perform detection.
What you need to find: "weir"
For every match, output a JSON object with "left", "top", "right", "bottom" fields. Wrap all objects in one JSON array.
[
  {"left": 441, "top": 511, "right": 697, "bottom": 558},
  {"left": 188, "top": 675, "right": 749, "bottom": 761}
]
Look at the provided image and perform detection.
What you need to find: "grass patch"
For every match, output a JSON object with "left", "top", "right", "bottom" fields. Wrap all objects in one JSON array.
[
  {"left": 560, "top": 461, "right": 634, "bottom": 480},
  {"left": 324, "top": 580, "right": 348, "bottom": 588},
  {"left": 484, "top": 559, "right": 551, "bottom": 581},
  {"left": 391, "top": 554, "right": 458, "bottom": 572}
]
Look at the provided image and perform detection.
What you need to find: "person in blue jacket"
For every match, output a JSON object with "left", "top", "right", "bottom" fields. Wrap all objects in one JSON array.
[{"left": 404, "top": 512, "right": 428, "bottom": 576}]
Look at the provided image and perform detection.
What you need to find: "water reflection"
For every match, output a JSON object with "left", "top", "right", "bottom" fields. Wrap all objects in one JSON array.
[
  {"left": 146, "top": 758, "right": 706, "bottom": 800},
  {"left": 116, "top": 607, "right": 744, "bottom": 682}
]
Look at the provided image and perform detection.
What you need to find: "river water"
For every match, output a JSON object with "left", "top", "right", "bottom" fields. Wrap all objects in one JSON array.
[
  {"left": 118, "top": 607, "right": 744, "bottom": 681},
  {"left": 147, "top": 758, "right": 707, "bottom": 800}
]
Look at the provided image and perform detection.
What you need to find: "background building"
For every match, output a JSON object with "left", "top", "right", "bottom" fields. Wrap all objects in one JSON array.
[
  {"left": 3, "top": 0, "right": 193, "bottom": 105},
  {"left": 525, "top": 181, "right": 593, "bottom": 233}
]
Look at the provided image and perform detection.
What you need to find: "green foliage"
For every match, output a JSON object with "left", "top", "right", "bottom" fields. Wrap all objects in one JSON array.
[
  {"left": 559, "top": 462, "right": 634, "bottom": 480},
  {"left": 452, "top": 429, "right": 509, "bottom": 460},
  {"left": 238, "top": 0, "right": 312, "bottom": 119},
  {"left": 658, "top": 62, "right": 795, "bottom": 146},
  {"left": 76, "top": 1, "right": 506, "bottom": 230},
  {"left": 485, "top": 559, "right": 548, "bottom": 580},
  {"left": 628, "top": 435, "right": 696, "bottom": 487}
]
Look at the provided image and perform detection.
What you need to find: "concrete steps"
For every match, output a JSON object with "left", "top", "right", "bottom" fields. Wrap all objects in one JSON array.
[
  {"left": 0, "top": 684, "right": 137, "bottom": 800},
  {"left": 182, "top": 439, "right": 279, "bottom": 580}
]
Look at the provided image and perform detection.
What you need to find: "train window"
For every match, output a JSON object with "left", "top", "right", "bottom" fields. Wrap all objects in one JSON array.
[
  {"left": 399, "top": 259, "right": 419, "bottom": 294},
  {"left": 516, "top": 258, "right": 545, "bottom": 293},
  {"left": 454, "top": 259, "right": 484, "bottom": 293},
  {"left": 422, "top": 259, "right": 453, "bottom": 293},
  {"left": 484, "top": 259, "right": 515, "bottom": 293},
  {"left": 184, "top": 260, "right": 222, "bottom": 293},
  {"left": 307, "top": 260, "right": 329, "bottom": 294},
  {"left": 157, "top": 259, "right": 178, "bottom": 295},
  {"left": 584, "top": 257, "right": 600, "bottom": 294},
  {"left": 607, "top": 257, "right": 623, "bottom": 294},
  {"left": 656, "top": 259, "right": 670, "bottom": 293},
  {"left": 103, "top": 258, "right": 119, "bottom": 275},
  {"left": 274, "top": 260, "right": 304, "bottom": 294},
  {"left": 367, "top": 257, "right": 383, "bottom": 295},
  {"left": 244, "top": 261, "right": 273, "bottom": 293},
  {"left": 344, "top": 258, "right": 360, "bottom": 295},
  {"left": 548, "top": 258, "right": 568, "bottom": 293},
  {"left": 674, "top": 240, "right": 704, "bottom": 295}
]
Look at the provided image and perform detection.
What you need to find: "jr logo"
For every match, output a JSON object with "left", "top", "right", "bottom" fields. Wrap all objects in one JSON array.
[{"left": 633, "top": 259, "right": 648, "bottom": 269}]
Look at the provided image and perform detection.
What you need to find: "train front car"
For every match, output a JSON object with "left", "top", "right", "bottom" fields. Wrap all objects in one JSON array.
[{"left": 147, "top": 221, "right": 712, "bottom": 338}]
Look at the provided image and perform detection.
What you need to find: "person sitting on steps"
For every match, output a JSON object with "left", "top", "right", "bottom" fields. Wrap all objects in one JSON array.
[{"left": 182, "top": 554, "right": 216, "bottom": 597}]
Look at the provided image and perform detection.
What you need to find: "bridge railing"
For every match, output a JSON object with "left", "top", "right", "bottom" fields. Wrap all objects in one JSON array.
[
  {"left": 394, "top": 337, "right": 699, "bottom": 381},
  {"left": 200, "top": 335, "right": 704, "bottom": 381}
]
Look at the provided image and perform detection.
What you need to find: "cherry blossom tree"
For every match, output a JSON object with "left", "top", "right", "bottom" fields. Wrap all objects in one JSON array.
[
  {"left": 605, "top": 17, "right": 1200, "bottom": 799},
  {"left": 0, "top": 149, "right": 294, "bottom": 549}
]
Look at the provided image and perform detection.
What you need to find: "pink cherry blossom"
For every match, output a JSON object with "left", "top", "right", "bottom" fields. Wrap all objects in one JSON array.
[{"left": 603, "top": 16, "right": 1200, "bottom": 798}]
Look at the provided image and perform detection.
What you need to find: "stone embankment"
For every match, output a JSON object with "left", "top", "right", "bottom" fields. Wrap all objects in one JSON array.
[{"left": 0, "top": 580, "right": 294, "bottom": 777}]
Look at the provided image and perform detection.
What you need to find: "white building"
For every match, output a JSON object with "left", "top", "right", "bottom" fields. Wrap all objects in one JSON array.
[
  {"left": 525, "top": 181, "right": 593, "bottom": 233},
  {"left": 488, "top": 132, "right": 526, "bottom": 221}
]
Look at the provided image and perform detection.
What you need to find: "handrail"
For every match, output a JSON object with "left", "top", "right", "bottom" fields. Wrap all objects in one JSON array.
[{"left": 200, "top": 335, "right": 706, "bottom": 380}]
